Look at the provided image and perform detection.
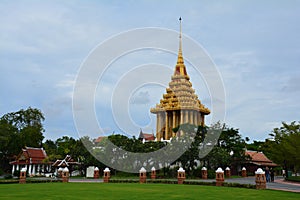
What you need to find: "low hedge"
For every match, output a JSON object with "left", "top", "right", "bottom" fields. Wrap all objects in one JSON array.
[
  {"left": 0, "top": 179, "right": 19, "bottom": 184},
  {"left": 109, "top": 179, "right": 256, "bottom": 189},
  {"left": 285, "top": 176, "right": 300, "bottom": 183},
  {"left": 0, "top": 179, "right": 61, "bottom": 184}
]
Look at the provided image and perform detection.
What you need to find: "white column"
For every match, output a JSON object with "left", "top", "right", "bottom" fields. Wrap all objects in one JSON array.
[
  {"left": 29, "top": 164, "right": 32, "bottom": 175},
  {"left": 185, "top": 111, "right": 188, "bottom": 123},
  {"left": 157, "top": 113, "right": 162, "bottom": 141},
  {"left": 12, "top": 165, "right": 15, "bottom": 175},
  {"left": 16, "top": 164, "right": 19, "bottom": 171},
  {"left": 37, "top": 165, "right": 40, "bottom": 174},
  {"left": 156, "top": 114, "right": 159, "bottom": 137},
  {"left": 201, "top": 114, "right": 204, "bottom": 126},
  {"left": 164, "top": 112, "right": 169, "bottom": 140},
  {"left": 32, "top": 165, "right": 36, "bottom": 175},
  {"left": 180, "top": 111, "right": 183, "bottom": 124},
  {"left": 189, "top": 111, "right": 193, "bottom": 124},
  {"left": 172, "top": 111, "right": 176, "bottom": 137}
]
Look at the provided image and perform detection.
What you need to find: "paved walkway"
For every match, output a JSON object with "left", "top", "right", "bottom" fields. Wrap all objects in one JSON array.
[
  {"left": 221, "top": 176, "right": 300, "bottom": 193},
  {"left": 68, "top": 176, "right": 300, "bottom": 193},
  {"left": 69, "top": 178, "right": 103, "bottom": 183},
  {"left": 269, "top": 177, "right": 300, "bottom": 193}
]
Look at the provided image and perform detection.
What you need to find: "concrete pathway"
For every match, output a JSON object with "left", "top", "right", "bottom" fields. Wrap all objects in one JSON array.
[
  {"left": 269, "top": 177, "right": 300, "bottom": 193},
  {"left": 224, "top": 176, "right": 300, "bottom": 193},
  {"left": 65, "top": 176, "right": 300, "bottom": 193},
  {"left": 69, "top": 178, "right": 103, "bottom": 183}
]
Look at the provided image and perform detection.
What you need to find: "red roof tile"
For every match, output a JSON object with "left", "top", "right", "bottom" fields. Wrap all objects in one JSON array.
[
  {"left": 10, "top": 147, "right": 48, "bottom": 165},
  {"left": 52, "top": 155, "right": 80, "bottom": 167},
  {"left": 138, "top": 130, "right": 155, "bottom": 141},
  {"left": 94, "top": 136, "right": 106, "bottom": 143},
  {"left": 245, "top": 150, "right": 277, "bottom": 167}
]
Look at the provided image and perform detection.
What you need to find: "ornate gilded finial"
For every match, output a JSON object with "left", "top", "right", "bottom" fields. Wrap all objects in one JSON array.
[
  {"left": 179, "top": 17, "right": 182, "bottom": 54},
  {"left": 175, "top": 16, "right": 185, "bottom": 75}
]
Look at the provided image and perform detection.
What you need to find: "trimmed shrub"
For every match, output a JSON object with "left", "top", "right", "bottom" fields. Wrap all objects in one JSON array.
[
  {"left": 0, "top": 168, "right": 4, "bottom": 176},
  {"left": 108, "top": 179, "right": 256, "bottom": 189},
  {"left": 207, "top": 169, "right": 216, "bottom": 179},
  {"left": 13, "top": 170, "right": 20, "bottom": 177},
  {"left": 191, "top": 167, "right": 202, "bottom": 178},
  {"left": 0, "top": 179, "right": 61, "bottom": 184},
  {"left": 4, "top": 174, "right": 13, "bottom": 179},
  {"left": 286, "top": 176, "right": 300, "bottom": 183}
]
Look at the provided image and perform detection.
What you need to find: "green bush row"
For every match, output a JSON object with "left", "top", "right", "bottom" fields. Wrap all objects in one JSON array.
[
  {"left": 285, "top": 176, "right": 300, "bottom": 183},
  {"left": 0, "top": 179, "right": 61, "bottom": 184},
  {"left": 109, "top": 179, "right": 256, "bottom": 189}
]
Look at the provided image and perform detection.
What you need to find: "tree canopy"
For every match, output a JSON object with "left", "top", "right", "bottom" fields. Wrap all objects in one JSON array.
[
  {"left": 0, "top": 107, "right": 45, "bottom": 171},
  {"left": 266, "top": 121, "right": 300, "bottom": 173}
]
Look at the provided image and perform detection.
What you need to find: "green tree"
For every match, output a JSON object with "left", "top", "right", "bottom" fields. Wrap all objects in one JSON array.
[
  {"left": 0, "top": 107, "right": 45, "bottom": 172},
  {"left": 1, "top": 107, "right": 45, "bottom": 147},
  {"left": 56, "top": 136, "right": 77, "bottom": 156},
  {"left": 246, "top": 140, "right": 265, "bottom": 151},
  {"left": 202, "top": 123, "right": 248, "bottom": 172},
  {"left": 0, "top": 119, "right": 19, "bottom": 171},
  {"left": 43, "top": 139, "right": 60, "bottom": 161},
  {"left": 176, "top": 124, "right": 207, "bottom": 175},
  {"left": 266, "top": 121, "right": 300, "bottom": 174}
]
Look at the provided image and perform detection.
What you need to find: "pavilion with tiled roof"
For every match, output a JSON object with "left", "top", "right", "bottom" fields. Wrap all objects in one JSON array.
[
  {"left": 138, "top": 129, "right": 155, "bottom": 142},
  {"left": 243, "top": 150, "right": 278, "bottom": 174},
  {"left": 10, "top": 147, "right": 52, "bottom": 176},
  {"left": 245, "top": 150, "right": 277, "bottom": 167},
  {"left": 52, "top": 155, "right": 81, "bottom": 168}
]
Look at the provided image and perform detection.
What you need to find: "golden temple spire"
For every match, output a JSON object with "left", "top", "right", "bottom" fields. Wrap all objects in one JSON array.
[
  {"left": 179, "top": 17, "right": 182, "bottom": 56},
  {"left": 174, "top": 17, "right": 187, "bottom": 76}
]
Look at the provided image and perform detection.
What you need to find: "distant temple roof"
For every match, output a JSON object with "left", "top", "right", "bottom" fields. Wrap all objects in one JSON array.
[
  {"left": 138, "top": 130, "right": 155, "bottom": 141},
  {"left": 94, "top": 136, "right": 106, "bottom": 143},
  {"left": 10, "top": 147, "right": 48, "bottom": 165},
  {"left": 245, "top": 150, "right": 277, "bottom": 167},
  {"left": 52, "top": 155, "right": 80, "bottom": 167}
]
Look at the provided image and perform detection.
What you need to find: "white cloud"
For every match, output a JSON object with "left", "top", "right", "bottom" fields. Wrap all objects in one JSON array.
[
  {"left": 1, "top": 1, "right": 300, "bottom": 142},
  {"left": 130, "top": 91, "right": 151, "bottom": 105}
]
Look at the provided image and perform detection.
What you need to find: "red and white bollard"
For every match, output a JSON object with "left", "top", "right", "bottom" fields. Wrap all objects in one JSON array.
[
  {"left": 62, "top": 167, "right": 69, "bottom": 183},
  {"left": 177, "top": 167, "right": 186, "bottom": 184},
  {"left": 215, "top": 167, "right": 224, "bottom": 186},
  {"left": 225, "top": 167, "right": 231, "bottom": 178},
  {"left": 255, "top": 168, "right": 266, "bottom": 189},
  {"left": 151, "top": 167, "right": 156, "bottom": 180},
  {"left": 103, "top": 167, "right": 111, "bottom": 183},
  {"left": 242, "top": 167, "right": 247, "bottom": 177},
  {"left": 139, "top": 167, "right": 147, "bottom": 183},
  {"left": 19, "top": 168, "right": 26, "bottom": 184},
  {"left": 94, "top": 167, "right": 100, "bottom": 179},
  {"left": 201, "top": 167, "right": 207, "bottom": 179},
  {"left": 58, "top": 167, "right": 63, "bottom": 178}
]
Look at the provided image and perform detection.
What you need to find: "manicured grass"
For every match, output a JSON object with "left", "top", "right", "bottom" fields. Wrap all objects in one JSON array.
[{"left": 0, "top": 183, "right": 299, "bottom": 200}]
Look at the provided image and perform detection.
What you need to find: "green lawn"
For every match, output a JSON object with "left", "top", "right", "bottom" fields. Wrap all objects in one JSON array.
[{"left": 0, "top": 183, "right": 299, "bottom": 200}]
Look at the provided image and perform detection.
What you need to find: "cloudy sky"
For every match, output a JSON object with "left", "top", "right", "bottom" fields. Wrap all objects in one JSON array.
[{"left": 1, "top": 0, "right": 300, "bottom": 142}]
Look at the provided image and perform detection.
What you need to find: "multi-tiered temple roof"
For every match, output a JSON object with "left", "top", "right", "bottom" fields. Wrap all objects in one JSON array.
[
  {"left": 150, "top": 19, "right": 210, "bottom": 115},
  {"left": 150, "top": 18, "right": 210, "bottom": 141}
]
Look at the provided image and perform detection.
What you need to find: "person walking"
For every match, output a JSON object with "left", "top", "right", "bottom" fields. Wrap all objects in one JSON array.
[
  {"left": 265, "top": 167, "right": 270, "bottom": 182},
  {"left": 270, "top": 168, "right": 275, "bottom": 182}
]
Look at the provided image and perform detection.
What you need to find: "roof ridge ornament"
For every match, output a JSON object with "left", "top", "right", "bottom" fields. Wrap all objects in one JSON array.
[{"left": 174, "top": 17, "right": 187, "bottom": 76}]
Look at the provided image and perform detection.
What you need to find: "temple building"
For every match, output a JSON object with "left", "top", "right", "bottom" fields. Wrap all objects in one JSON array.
[
  {"left": 150, "top": 18, "right": 210, "bottom": 141},
  {"left": 10, "top": 147, "right": 52, "bottom": 176}
]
